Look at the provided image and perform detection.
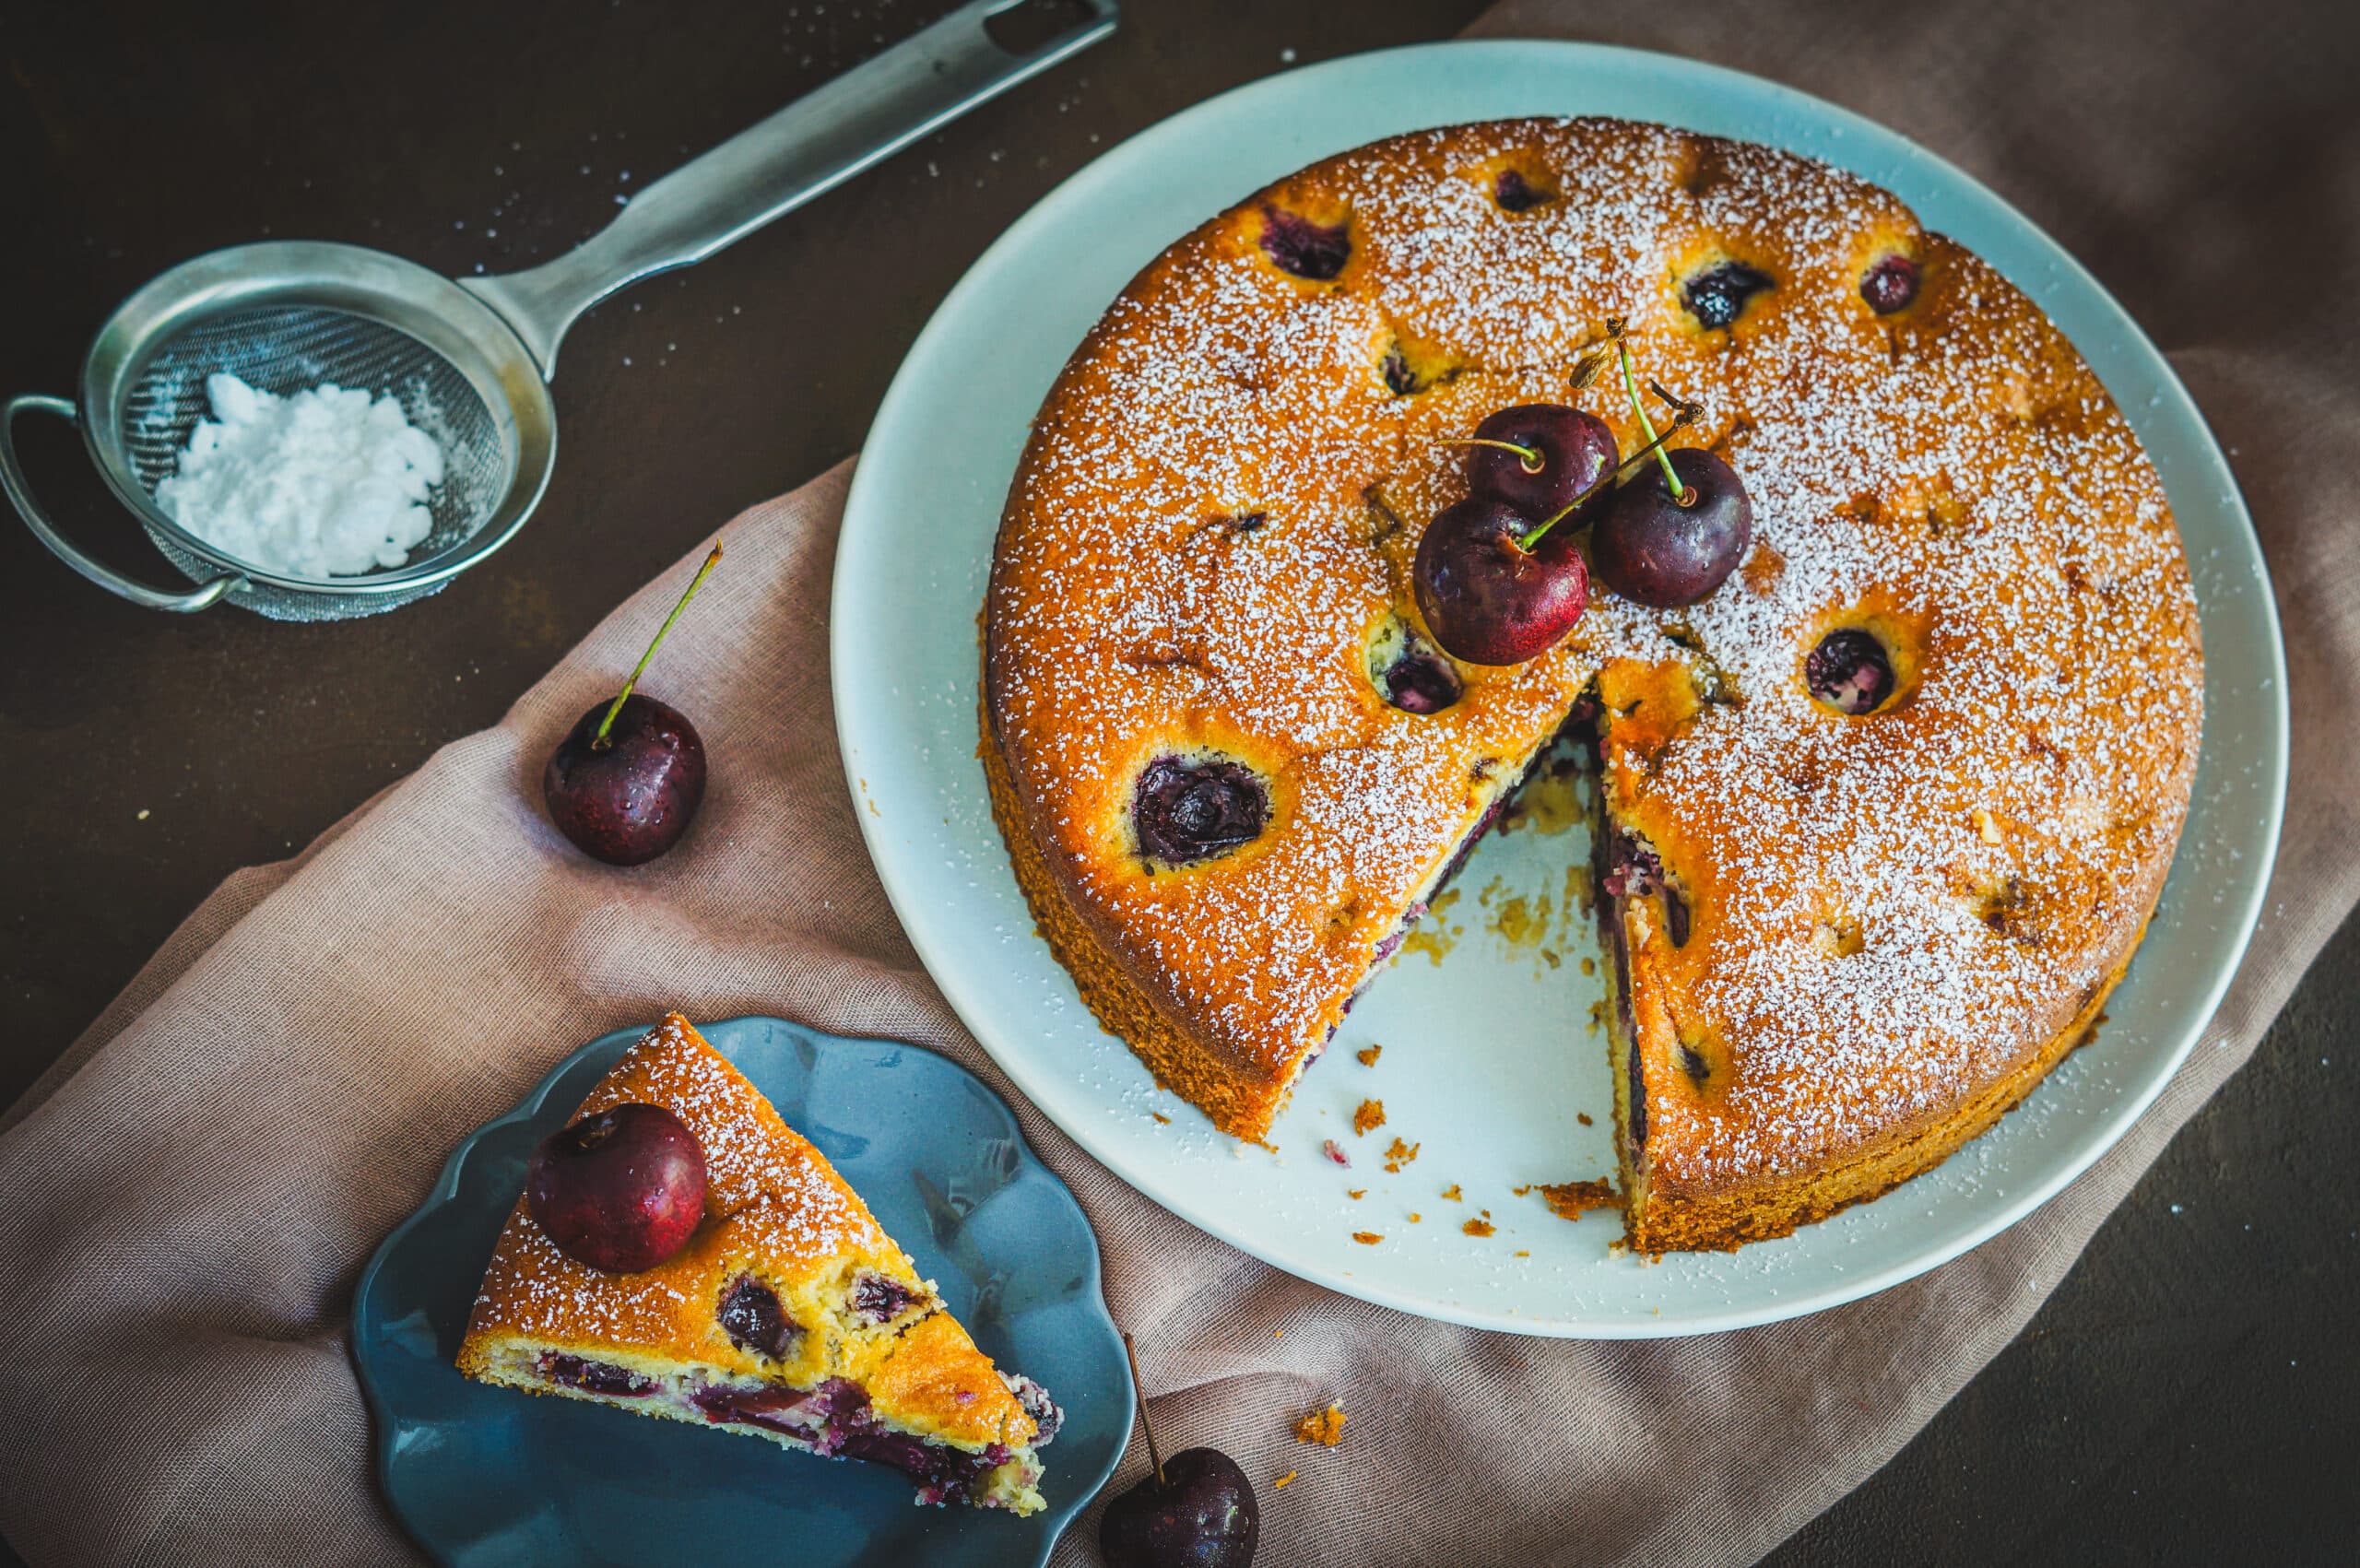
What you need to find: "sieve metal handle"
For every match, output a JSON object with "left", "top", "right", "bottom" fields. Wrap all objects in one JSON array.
[
  {"left": 0, "top": 395, "right": 243, "bottom": 612},
  {"left": 459, "top": 0, "right": 1117, "bottom": 376}
]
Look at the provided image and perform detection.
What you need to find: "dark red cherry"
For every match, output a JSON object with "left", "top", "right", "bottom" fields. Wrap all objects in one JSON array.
[
  {"left": 1682, "top": 261, "right": 1774, "bottom": 329},
  {"left": 1100, "top": 1446, "right": 1260, "bottom": 1568},
  {"left": 526, "top": 1102, "right": 707, "bottom": 1273},
  {"left": 1861, "top": 254, "right": 1920, "bottom": 314},
  {"left": 544, "top": 694, "right": 708, "bottom": 866},
  {"left": 718, "top": 1275, "right": 801, "bottom": 1361},
  {"left": 1493, "top": 170, "right": 1552, "bottom": 211},
  {"left": 1134, "top": 757, "right": 1268, "bottom": 865},
  {"left": 849, "top": 1272, "right": 926, "bottom": 1324},
  {"left": 1462, "top": 404, "right": 1619, "bottom": 520},
  {"left": 1258, "top": 205, "right": 1349, "bottom": 280},
  {"left": 1377, "top": 631, "right": 1462, "bottom": 713},
  {"left": 1806, "top": 629, "right": 1897, "bottom": 713},
  {"left": 1412, "top": 498, "right": 1590, "bottom": 666},
  {"left": 1590, "top": 450, "right": 1753, "bottom": 608},
  {"left": 542, "top": 542, "right": 722, "bottom": 867}
]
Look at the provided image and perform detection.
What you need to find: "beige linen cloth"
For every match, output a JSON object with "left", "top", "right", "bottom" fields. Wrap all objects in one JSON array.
[{"left": 4, "top": 2, "right": 2355, "bottom": 1563}]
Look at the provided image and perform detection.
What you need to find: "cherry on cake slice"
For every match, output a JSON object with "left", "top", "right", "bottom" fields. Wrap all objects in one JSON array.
[{"left": 456, "top": 1014, "right": 1061, "bottom": 1514}]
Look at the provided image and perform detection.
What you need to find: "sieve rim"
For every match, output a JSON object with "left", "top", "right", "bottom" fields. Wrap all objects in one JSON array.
[{"left": 77, "top": 242, "right": 558, "bottom": 596}]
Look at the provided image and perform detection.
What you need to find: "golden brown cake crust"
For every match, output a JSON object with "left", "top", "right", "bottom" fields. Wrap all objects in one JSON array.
[
  {"left": 456, "top": 1015, "right": 1035, "bottom": 1451},
  {"left": 983, "top": 118, "right": 2202, "bottom": 1245}
]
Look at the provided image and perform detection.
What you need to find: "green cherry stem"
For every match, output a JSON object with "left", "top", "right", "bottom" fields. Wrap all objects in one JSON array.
[
  {"left": 1619, "top": 340, "right": 1694, "bottom": 505},
  {"left": 592, "top": 539, "right": 725, "bottom": 751},
  {"left": 1121, "top": 1333, "right": 1167, "bottom": 1489},
  {"left": 1438, "top": 436, "right": 1545, "bottom": 474},
  {"left": 1514, "top": 409, "right": 1699, "bottom": 552}
]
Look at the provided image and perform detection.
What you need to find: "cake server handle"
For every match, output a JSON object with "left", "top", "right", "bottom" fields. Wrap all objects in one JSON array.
[{"left": 461, "top": 0, "right": 1119, "bottom": 377}]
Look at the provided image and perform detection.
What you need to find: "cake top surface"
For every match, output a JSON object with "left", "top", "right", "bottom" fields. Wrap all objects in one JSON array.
[{"left": 984, "top": 117, "right": 2202, "bottom": 1167}]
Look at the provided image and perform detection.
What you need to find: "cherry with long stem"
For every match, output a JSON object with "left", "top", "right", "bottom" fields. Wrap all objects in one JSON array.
[
  {"left": 1513, "top": 407, "right": 1696, "bottom": 551},
  {"left": 1121, "top": 1332, "right": 1167, "bottom": 1488},
  {"left": 592, "top": 541, "right": 724, "bottom": 752},
  {"left": 1616, "top": 337, "right": 1695, "bottom": 507},
  {"left": 1437, "top": 436, "right": 1545, "bottom": 473}
]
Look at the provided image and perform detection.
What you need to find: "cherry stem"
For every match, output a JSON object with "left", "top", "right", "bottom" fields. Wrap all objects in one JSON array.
[
  {"left": 1513, "top": 410, "right": 1697, "bottom": 552},
  {"left": 592, "top": 540, "right": 725, "bottom": 751},
  {"left": 1121, "top": 1333, "right": 1166, "bottom": 1489},
  {"left": 1618, "top": 339, "right": 1693, "bottom": 505},
  {"left": 1440, "top": 436, "right": 1544, "bottom": 474}
]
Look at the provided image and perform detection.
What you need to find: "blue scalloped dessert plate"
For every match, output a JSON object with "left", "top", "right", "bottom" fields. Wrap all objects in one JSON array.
[{"left": 352, "top": 1017, "right": 1129, "bottom": 1568}]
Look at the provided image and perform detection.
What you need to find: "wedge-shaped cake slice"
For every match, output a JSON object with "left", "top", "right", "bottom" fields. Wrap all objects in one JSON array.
[{"left": 457, "top": 1014, "right": 1060, "bottom": 1513}]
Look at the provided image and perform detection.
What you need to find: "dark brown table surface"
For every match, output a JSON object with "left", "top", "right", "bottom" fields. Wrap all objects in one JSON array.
[{"left": 1, "top": 2, "right": 2348, "bottom": 1562}]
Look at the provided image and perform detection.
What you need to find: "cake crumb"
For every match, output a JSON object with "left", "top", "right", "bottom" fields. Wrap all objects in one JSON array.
[
  {"left": 1292, "top": 1403, "right": 1347, "bottom": 1446},
  {"left": 1352, "top": 1099, "right": 1385, "bottom": 1136},
  {"left": 1512, "top": 1184, "right": 1532, "bottom": 1196},
  {"left": 1409, "top": 1212, "right": 1422, "bottom": 1222},
  {"left": 1441, "top": 1184, "right": 1462, "bottom": 1201},
  {"left": 1576, "top": 1112, "right": 1593, "bottom": 1126},
  {"left": 1150, "top": 1113, "right": 1171, "bottom": 1125},
  {"left": 1273, "top": 1469, "right": 1298, "bottom": 1490},
  {"left": 1538, "top": 1179, "right": 1622, "bottom": 1221},
  {"left": 1347, "top": 1187, "right": 1365, "bottom": 1199},
  {"left": 1463, "top": 1218, "right": 1496, "bottom": 1237},
  {"left": 1514, "top": 1248, "right": 1529, "bottom": 1256},
  {"left": 1356, "top": 1044, "right": 1382, "bottom": 1067},
  {"left": 1382, "top": 1138, "right": 1419, "bottom": 1173},
  {"left": 1351, "top": 1231, "right": 1382, "bottom": 1244}
]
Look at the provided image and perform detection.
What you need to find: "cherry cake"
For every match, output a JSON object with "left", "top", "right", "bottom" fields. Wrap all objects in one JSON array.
[
  {"left": 456, "top": 1015, "right": 1061, "bottom": 1512},
  {"left": 982, "top": 118, "right": 2202, "bottom": 1254}
]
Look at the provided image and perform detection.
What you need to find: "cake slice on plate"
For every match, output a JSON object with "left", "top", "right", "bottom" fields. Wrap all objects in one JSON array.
[{"left": 456, "top": 1013, "right": 1060, "bottom": 1514}]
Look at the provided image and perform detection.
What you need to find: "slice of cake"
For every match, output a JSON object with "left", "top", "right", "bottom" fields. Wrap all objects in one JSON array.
[{"left": 456, "top": 1014, "right": 1061, "bottom": 1513}]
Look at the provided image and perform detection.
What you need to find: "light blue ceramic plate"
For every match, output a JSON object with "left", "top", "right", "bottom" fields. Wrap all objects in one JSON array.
[
  {"left": 832, "top": 41, "right": 2288, "bottom": 1337},
  {"left": 352, "top": 1017, "right": 1129, "bottom": 1568}
]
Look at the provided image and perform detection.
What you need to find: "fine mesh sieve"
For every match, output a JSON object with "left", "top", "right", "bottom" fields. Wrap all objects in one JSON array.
[{"left": 2, "top": 0, "right": 1116, "bottom": 619}]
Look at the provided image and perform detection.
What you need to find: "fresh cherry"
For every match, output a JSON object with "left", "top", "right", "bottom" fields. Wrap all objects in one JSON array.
[
  {"left": 1101, "top": 1335, "right": 1258, "bottom": 1568},
  {"left": 1412, "top": 497, "right": 1590, "bottom": 666},
  {"left": 1457, "top": 404, "right": 1619, "bottom": 521},
  {"left": 1589, "top": 449, "right": 1754, "bottom": 608},
  {"left": 544, "top": 695, "right": 707, "bottom": 867},
  {"left": 526, "top": 1102, "right": 708, "bottom": 1273},
  {"left": 543, "top": 542, "right": 722, "bottom": 866}
]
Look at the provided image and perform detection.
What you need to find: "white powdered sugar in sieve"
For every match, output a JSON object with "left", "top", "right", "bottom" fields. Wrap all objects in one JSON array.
[{"left": 155, "top": 372, "right": 445, "bottom": 577}]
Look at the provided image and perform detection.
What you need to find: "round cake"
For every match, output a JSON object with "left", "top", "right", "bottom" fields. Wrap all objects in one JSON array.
[{"left": 982, "top": 117, "right": 2202, "bottom": 1253}]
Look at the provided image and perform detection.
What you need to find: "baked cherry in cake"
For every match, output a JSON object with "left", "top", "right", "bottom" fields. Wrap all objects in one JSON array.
[
  {"left": 1134, "top": 757, "right": 1268, "bottom": 865},
  {"left": 1681, "top": 259, "right": 1775, "bottom": 328},
  {"left": 457, "top": 1015, "right": 1060, "bottom": 1513},
  {"left": 1806, "top": 628, "right": 1899, "bottom": 714},
  {"left": 985, "top": 117, "right": 2202, "bottom": 1254},
  {"left": 1861, "top": 253, "right": 1921, "bottom": 313}
]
